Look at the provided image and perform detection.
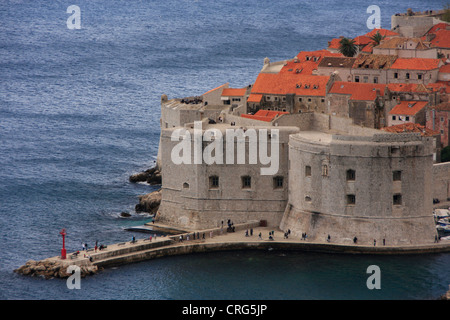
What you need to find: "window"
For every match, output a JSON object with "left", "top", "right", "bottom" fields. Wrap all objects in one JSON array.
[
  {"left": 394, "top": 73, "right": 398, "bottom": 79},
  {"left": 321, "top": 98, "right": 325, "bottom": 103},
  {"left": 393, "top": 171, "right": 402, "bottom": 181},
  {"left": 392, "top": 116, "right": 396, "bottom": 120},
  {"left": 373, "top": 77, "right": 378, "bottom": 84},
  {"left": 406, "top": 73, "right": 410, "bottom": 79},
  {"left": 183, "top": 182, "right": 190, "bottom": 189},
  {"left": 305, "top": 165, "right": 311, "bottom": 177},
  {"left": 441, "top": 117, "right": 444, "bottom": 122},
  {"left": 308, "top": 98, "right": 312, "bottom": 102},
  {"left": 305, "top": 196, "right": 312, "bottom": 202},
  {"left": 209, "top": 176, "right": 219, "bottom": 189},
  {"left": 363, "top": 76, "right": 368, "bottom": 83},
  {"left": 322, "top": 164, "right": 328, "bottom": 177},
  {"left": 347, "top": 194, "right": 356, "bottom": 205},
  {"left": 299, "top": 98, "right": 303, "bottom": 102},
  {"left": 393, "top": 194, "right": 402, "bottom": 205},
  {"left": 405, "top": 116, "right": 409, "bottom": 121},
  {"left": 273, "top": 176, "right": 284, "bottom": 189},
  {"left": 346, "top": 169, "right": 355, "bottom": 181},
  {"left": 355, "top": 76, "right": 360, "bottom": 82},
  {"left": 418, "top": 74, "right": 422, "bottom": 80},
  {"left": 241, "top": 176, "right": 251, "bottom": 189}
]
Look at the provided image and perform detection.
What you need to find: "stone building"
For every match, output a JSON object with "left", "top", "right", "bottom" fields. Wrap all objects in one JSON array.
[
  {"left": 387, "top": 100, "right": 428, "bottom": 127},
  {"left": 157, "top": 95, "right": 439, "bottom": 245},
  {"left": 426, "top": 102, "right": 450, "bottom": 148},
  {"left": 373, "top": 37, "right": 438, "bottom": 59}
]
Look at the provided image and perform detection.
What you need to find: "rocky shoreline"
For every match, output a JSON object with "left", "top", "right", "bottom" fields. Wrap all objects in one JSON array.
[
  {"left": 14, "top": 259, "right": 99, "bottom": 279},
  {"left": 129, "top": 166, "right": 162, "bottom": 214}
]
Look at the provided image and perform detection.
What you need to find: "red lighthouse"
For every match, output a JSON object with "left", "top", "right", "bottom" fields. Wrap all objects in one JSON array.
[{"left": 60, "top": 228, "right": 67, "bottom": 259}]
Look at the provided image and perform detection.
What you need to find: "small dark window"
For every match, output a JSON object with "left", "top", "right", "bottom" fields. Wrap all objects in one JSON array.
[
  {"left": 355, "top": 76, "right": 360, "bottom": 82},
  {"left": 346, "top": 169, "right": 355, "bottom": 181},
  {"left": 242, "top": 176, "right": 251, "bottom": 189},
  {"left": 393, "top": 171, "right": 402, "bottom": 181},
  {"left": 418, "top": 74, "right": 422, "bottom": 80},
  {"left": 405, "top": 116, "right": 410, "bottom": 121},
  {"left": 305, "top": 166, "right": 311, "bottom": 177},
  {"left": 347, "top": 194, "right": 356, "bottom": 205},
  {"left": 392, "top": 116, "right": 396, "bottom": 120},
  {"left": 394, "top": 73, "right": 398, "bottom": 79},
  {"left": 209, "top": 176, "right": 219, "bottom": 189},
  {"left": 273, "top": 176, "right": 284, "bottom": 189},
  {"left": 406, "top": 73, "right": 410, "bottom": 79},
  {"left": 393, "top": 194, "right": 402, "bottom": 205}
]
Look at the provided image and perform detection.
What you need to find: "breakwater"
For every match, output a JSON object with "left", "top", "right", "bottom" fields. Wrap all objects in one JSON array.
[{"left": 14, "top": 221, "right": 450, "bottom": 280}]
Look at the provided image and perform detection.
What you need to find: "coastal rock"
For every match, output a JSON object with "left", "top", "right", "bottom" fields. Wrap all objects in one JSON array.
[
  {"left": 129, "top": 167, "right": 161, "bottom": 185},
  {"left": 14, "top": 259, "right": 98, "bottom": 279},
  {"left": 120, "top": 211, "right": 132, "bottom": 218},
  {"left": 135, "top": 189, "right": 161, "bottom": 213}
]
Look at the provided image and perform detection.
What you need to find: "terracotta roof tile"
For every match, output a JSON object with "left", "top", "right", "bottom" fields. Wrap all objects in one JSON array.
[
  {"left": 425, "top": 23, "right": 450, "bottom": 35},
  {"left": 381, "top": 123, "right": 439, "bottom": 136},
  {"left": 440, "top": 64, "right": 450, "bottom": 73},
  {"left": 390, "top": 57, "right": 441, "bottom": 70},
  {"left": 241, "top": 110, "right": 289, "bottom": 122},
  {"left": 387, "top": 83, "right": 431, "bottom": 93},
  {"left": 329, "top": 81, "right": 385, "bottom": 101},
  {"left": 388, "top": 100, "right": 428, "bottom": 115},
  {"left": 221, "top": 88, "right": 247, "bottom": 97},
  {"left": 353, "top": 54, "right": 397, "bottom": 69},
  {"left": 247, "top": 93, "right": 263, "bottom": 103},
  {"left": 251, "top": 73, "right": 329, "bottom": 97},
  {"left": 428, "top": 29, "right": 450, "bottom": 49},
  {"left": 365, "top": 28, "right": 400, "bottom": 38},
  {"left": 280, "top": 50, "right": 342, "bottom": 75}
]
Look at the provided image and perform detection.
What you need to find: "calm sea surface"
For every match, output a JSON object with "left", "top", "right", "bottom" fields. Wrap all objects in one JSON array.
[{"left": 0, "top": 0, "right": 449, "bottom": 300}]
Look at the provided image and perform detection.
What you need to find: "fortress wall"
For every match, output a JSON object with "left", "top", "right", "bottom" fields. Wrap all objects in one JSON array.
[
  {"left": 272, "top": 112, "right": 313, "bottom": 130},
  {"left": 157, "top": 126, "right": 298, "bottom": 230},
  {"left": 282, "top": 132, "right": 436, "bottom": 245},
  {"left": 280, "top": 207, "right": 437, "bottom": 245},
  {"left": 432, "top": 162, "right": 450, "bottom": 201}
]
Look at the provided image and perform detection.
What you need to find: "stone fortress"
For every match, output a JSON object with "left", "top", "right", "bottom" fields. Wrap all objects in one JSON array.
[{"left": 153, "top": 9, "right": 450, "bottom": 246}]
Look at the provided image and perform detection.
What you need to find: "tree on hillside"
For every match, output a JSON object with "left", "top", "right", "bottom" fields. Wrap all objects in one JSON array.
[
  {"left": 339, "top": 37, "right": 357, "bottom": 57},
  {"left": 369, "top": 31, "right": 385, "bottom": 47}
]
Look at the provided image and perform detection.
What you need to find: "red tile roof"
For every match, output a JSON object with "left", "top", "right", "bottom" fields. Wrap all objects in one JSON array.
[
  {"left": 329, "top": 81, "right": 386, "bottom": 101},
  {"left": 387, "top": 83, "right": 431, "bottom": 93},
  {"left": 247, "top": 93, "right": 263, "bottom": 103},
  {"left": 427, "top": 81, "right": 450, "bottom": 94},
  {"left": 203, "top": 83, "right": 228, "bottom": 96},
  {"left": 365, "top": 28, "right": 400, "bottom": 38},
  {"left": 390, "top": 57, "right": 441, "bottom": 70},
  {"left": 221, "top": 88, "right": 247, "bottom": 97},
  {"left": 361, "top": 44, "right": 374, "bottom": 53},
  {"left": 280, "top": 50, "right": 342, "bottom": 75},
  {"left": 251, "top": 73, "right": 330, "bottom": 97},
  {"left": 428, "top": 29, "right": 450, "bottom": 49},
  {"left": 241, "top": 110, "right": 289, "bottom": 122},
  {"left": 440, "top": 64, "right": 450, "bottom": 73},
  {"left": 353, "top": 35, "right": 372, "bottom": 46},
  {"left": 388, "top": 100, "right": 428, "bottom": 115},
  {"left": 381, "top": 123, "right": 439, "bottom": 136},
  {"left": 327, "top": 38, "right": 342, "bottom": 50},
  {"left": 425, "top": 23, "right": 449, "bottom": 35}
]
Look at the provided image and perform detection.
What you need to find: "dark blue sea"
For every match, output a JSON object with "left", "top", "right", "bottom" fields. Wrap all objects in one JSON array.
[{"left": 1, "top": 0, "right": 449, "bottom": 300}]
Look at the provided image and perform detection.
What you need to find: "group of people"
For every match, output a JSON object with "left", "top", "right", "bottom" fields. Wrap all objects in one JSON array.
[{"left": 178, "top": 232, "right": 207, "bottom": 242}]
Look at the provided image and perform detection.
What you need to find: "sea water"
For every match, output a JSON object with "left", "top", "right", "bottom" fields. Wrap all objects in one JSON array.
[{"left": 0, "top": 0, "right": 449, "bottom": 300}]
